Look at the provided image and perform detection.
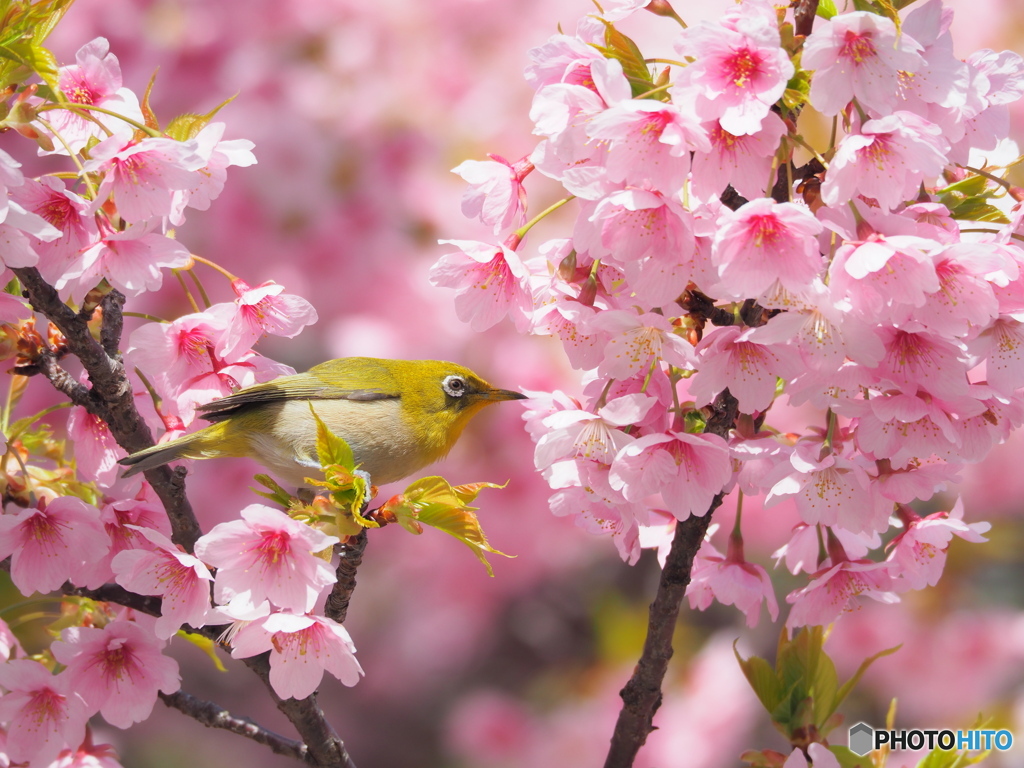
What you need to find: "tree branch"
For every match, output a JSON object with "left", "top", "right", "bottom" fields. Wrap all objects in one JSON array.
[
  {"left": 794, "top": 0, "right": 820, "bottom": 39},
  {"left": 12, "top": 266, "right": 360, "bottom": 767},
  {"left": 65, "top": 582, "right": 163, "bottom": 616},
  {"left": 324, "top": 530, "right": 367, "bottom": 624},
  {"left": 160, "top": 689, "right": 312, "bottom": 764},
  {"left": 13, "top": 267, "right": 202, "bottom": 551},
  {"left": 241, "top": 654, "right": 359, "bottom": 768},
  {"left": 603, "top": 390, "right": 739, "bottom": 768}
]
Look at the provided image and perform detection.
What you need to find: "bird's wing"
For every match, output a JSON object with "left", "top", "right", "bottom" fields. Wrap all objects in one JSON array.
[{"left": 198, "top": 367, "right": 400, "bottom": 423}]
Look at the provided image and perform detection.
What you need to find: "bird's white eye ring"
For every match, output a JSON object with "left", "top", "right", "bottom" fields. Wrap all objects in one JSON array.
[{"left": 443, "top": 375, "right": 467, "bottom": 397}]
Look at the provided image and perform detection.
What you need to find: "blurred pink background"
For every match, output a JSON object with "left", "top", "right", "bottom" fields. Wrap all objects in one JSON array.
[{"left": 3, "top": 0, "right": 1024, "bottom": 766}]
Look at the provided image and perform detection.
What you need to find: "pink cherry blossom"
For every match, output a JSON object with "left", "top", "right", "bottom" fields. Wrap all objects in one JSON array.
[
  {"left": 43, "top": 38, "right": 144, "bottom": 153},
  {"left": 112, "top": 526, "right": 213, "bottom": 639},
  {"left": 586, "top": 100, "right": 709, "bottom": 194},
  {"left": 711, "top": 198, "right": 824, "bottom": 298},
  {"left": 75, "top": 493, "right": 171, "bottom": 590},
  {"left": 126, "top": 305, "right": 292, "bottom": 421},
  {"left": 66, "top": 407, "right": 123, "bottom": 488},
  {"left": 170, "top": 122, "right": 257, "bottom": 223},
  {"left": 686, "top": 536, "right": 778, "bottom": 627},
  {"left": 548, "top": 476, "right": 644, "bottom": 564},
  {"left": 786, "top": 558, "right": 898, "bottom": 628},
  {"left": 674, "top": 4, "right": 794, "bottom": 135},
  {"left": 530, "top": 298, "right": 605, "bottom": 371},
  {"left": 588, "top": 310, "right": 695, "bottom": 380},
  {"left": 0, "top": 497, "right": 109, "bottom": 595},
  {"left": 610, "top": 431, "right": 732, "bottom": 521},
  {"left": 763, "top": 439, "right": 889, "bottom": 535},
  {"left": 0, "top": 154, "right": 61, "bottom": 268},
  {"left": 126, "top": 306, "right": 234, "bottom": 396},
  {"left": 920, "top": 243, "right": 1007, "bottom": 338},
  {"left": 821, "top": 112, "right": 949, "bottom": 211},
  {"left": 690, "top": 325, "right": 801, "bottom": 413},
  {"left": 194, "top": 504, "right": 338, "bottom": 613},
  {"left": 48, "top": 738, "right": 123, "bottom": 768},
  {"left": 825, "top": 221, "right": 941, "bottom": 322},
  {"left": 228, "top": 611, "right": 363, "bottom": 700},
  {"left": 772, "top": 524, "right": 880, "bottom": 576},
  {"left": 970, "top": 317, "right": 1024, "bottom": 395},
  {"left": 525, "top": 33, "right": 606, "bottom": 90},
  {"left": 9, "top": 177, "right": 96, "bottom": 289},
  {"left": 529, "top": 58, "right": 632, "bottom": 199},
  {"left": 887, "top": 498, "right": 990, "bottom": 591},
  {"left": 870, "top": 327, "right": 970, "bottom": 401},
  {"left": 83, "top": 134, "right": 206, "bottom": 224},
  {"left": 948, "top": 49, "right": 1024, "bottom": 162},
  {"left": 452, "top": 155, "right": 531, "bottom": 234},
  {"left": 51, "top": 621, "right": 180, "bottom": 729},
  {"left": 575, "top": 190, "right": 697, "bottom": 307},
  {"left": 72, "top": 225, "right": 192, "bottom": 298},
  {"left": 0, "top": 660, "right": 89, "bottom": 768},
  {"left": 0, "top": 617, "right": 18, "bottom": 661},
  {"left": 802, "top": 11, "right": 924, "bottom": 116},
  {"left": 219, "top": 279, "right": 319, "bottom": 358},
  {"left": 430, "top": 240, "right": 534, "bottom": 332},
  {"left": 690, "top": 112, "right": 787, "bottom": 202},
  {"left": 534, "top": 393, "right": 653, "bottom": 472},
  {"left": 751, "top": 284, "right": 885, "bottom": 372},
  {"left": 852, "top": 389, "right": 986, "bottom": 468}
]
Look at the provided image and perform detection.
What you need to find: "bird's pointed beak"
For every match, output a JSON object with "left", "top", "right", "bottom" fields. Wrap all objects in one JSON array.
[{"left": 481, "top": 387, "right": 528, "bottom": 402}]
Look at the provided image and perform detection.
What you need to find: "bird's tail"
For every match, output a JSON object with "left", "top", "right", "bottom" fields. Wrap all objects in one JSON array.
[{"left": 119, "top": 422, "right": 239, "bottom": 477}]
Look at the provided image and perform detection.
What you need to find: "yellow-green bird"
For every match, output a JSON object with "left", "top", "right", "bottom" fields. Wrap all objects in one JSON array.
[{"left": 120, "top": 357, "right": 526, "bottom": 487}]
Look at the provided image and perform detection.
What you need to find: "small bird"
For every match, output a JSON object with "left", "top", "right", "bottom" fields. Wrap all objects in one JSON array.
[{"left": 120, "top": 357, "right": 527, "bottom": 488}]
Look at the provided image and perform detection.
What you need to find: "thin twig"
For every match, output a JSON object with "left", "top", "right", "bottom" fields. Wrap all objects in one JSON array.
[
  {"left": 324, "top": 530, "right": 368, "bottom": 624},
  {"left": 65, "top": 582, "right": 163, "bottom": 616},
  {"left": 603, "top": 390, "right": 739, "bottom": 768},
  {"left": 160, "top": 690, "right": 312, "bottom": 764}
]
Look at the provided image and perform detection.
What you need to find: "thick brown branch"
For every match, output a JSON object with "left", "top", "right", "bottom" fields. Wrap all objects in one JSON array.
[
  {"left": 160, "top": 690, "right": 312, "bottom": 764},
  {"left": 794, "top": 0, "right": 820, "bottom": 38},
  {"left": 603, "top": 390, "right": 739, "bottom": 768},
  {"left": 241, "top": 654, "right": 358, "bottom": 768},
  {"left": 324, "top": 530, "right": 367, "bottom": 624},
  {"left": 13, "top": 266, "right": 201, "bottom": 551}
]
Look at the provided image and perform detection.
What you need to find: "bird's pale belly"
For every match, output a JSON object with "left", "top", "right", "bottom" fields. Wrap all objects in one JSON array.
[{"left": 246, "top": 398, "right": 428, "bottom": 488}]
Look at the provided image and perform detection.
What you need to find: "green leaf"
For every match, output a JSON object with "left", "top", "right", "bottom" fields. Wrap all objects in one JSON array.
[
  {"left": 591, "top": 21, "right": 655, "bottom": 98},
  {"left": 734, "top": 640, "right": 784, "bottom": 713},
  {"left": 809, "top": 643, "right": 840, "bottom": 728},
  {"left": 832, "top": 643, "right": 901, "bottom": 719},
  {"left": 947, "top": 198, "right": 1010, "bottom": 224},
  {"left": 178, "top": 631, "right": 227, "bottom": 672},
  {"left": 939, "top": 174, "right": 989, "bottom": 197},
  {"left": 0, "top": 40, "right": 58, "bottom": 90},
  {"left": 250, "top": 474, "right": 294, "bottom": 507},
  {"left": 382, "top": 475, "right": 513, "bottom": 576},
  {"left": 165, "top": 93, "right": 238, "bottom": 141},
  {"left": 310, "top": 404, "right": 356, "bottom": 470},
  {"left": 828, "top": 746, "right": 874, "bottom": 768},
  {"left": 138, "top": 69, "right": 161, "bottom": 132},
  {"left": 816, "top": 0, "right": 837, "bottom": 18}
]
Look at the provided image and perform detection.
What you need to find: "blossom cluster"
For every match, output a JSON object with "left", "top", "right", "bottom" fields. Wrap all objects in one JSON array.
[
  {"left": 438, "top": 0, "right": 1018, "bottom": 630},
  {"left": 0, "top": 36, "right": 358, "bottom": 768}
]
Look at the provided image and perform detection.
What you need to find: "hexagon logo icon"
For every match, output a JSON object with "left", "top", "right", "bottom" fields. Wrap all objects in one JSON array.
[{"left": 849, "top": 722, "right": 874, "bottom": 756}]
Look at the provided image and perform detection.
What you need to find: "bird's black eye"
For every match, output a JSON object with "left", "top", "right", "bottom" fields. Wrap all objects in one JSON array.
[{"left": 442, "top": 375, "right": 467, "bottom": 398}]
